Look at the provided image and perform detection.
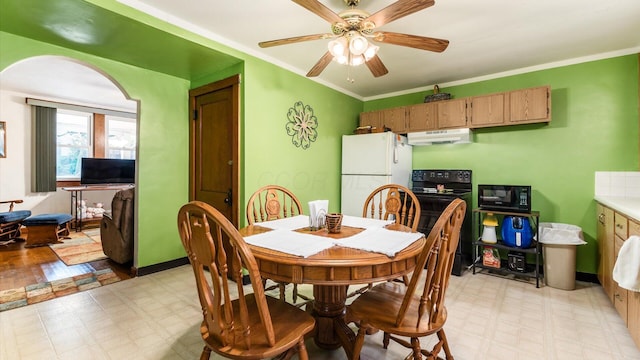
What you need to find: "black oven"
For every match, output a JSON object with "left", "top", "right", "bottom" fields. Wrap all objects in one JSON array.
[{"left": 411, "top": 170, "right": 472, "bottom": 276}]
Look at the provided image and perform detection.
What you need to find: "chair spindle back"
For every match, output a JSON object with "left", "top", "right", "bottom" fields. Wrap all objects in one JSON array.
[
  {"left": 246, "top": 185, "right": 303, "bottom": 225},
  {"left": 178, "top": 201, "right": 275, "bottom": 350},
  {"left": 362, "top": 184, "right": 421, "bottom": 231},
  {"left": 396, "top": 198, "right": 466, "bottom": 328}
]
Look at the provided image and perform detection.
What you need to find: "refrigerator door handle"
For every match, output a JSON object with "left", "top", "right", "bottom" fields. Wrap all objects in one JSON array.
[{"left": 393, "top": 135, "right": 399, "bottom": 163}]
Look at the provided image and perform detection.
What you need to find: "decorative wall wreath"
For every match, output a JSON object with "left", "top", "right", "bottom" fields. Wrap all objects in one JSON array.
[{"left": 286, "top": 101, "right": 318, "bottom": 150}]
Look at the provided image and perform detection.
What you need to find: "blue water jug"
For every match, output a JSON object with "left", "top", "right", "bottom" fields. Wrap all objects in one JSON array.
[{"left": 501, "top": 216, "right": 533, "bottom": 248}]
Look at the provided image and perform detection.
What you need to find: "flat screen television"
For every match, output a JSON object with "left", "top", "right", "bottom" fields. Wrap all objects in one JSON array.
[{"left": 80, "top": 158, "right": 135, "bottom": 185}]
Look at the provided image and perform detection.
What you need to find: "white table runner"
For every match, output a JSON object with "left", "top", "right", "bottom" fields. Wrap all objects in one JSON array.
[
  {"left": 254, "top": 215, "right": 309, "bottom": 230},
  {"left": 244, "top": 228, "right": 335, "bottom": 258},
  {"left": 335, "top": 227, "right": 425, "bottom": 257},
  {"left": 341, "top": 215, "right": 395, "bottom": 229}
]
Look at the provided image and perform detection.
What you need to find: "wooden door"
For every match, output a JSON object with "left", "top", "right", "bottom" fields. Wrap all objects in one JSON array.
[{"left": 189, "top": 75, "right": 240, "bottom": 227}]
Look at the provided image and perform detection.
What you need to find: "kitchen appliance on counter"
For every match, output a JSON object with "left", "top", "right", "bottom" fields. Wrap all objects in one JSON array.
[
  {"left": 478, "top": 185, "right": 531, "bottom": 213},
  {"left": 341, "top": 132, "right": 412, "bottom": 217},
  {"left": 411, "top": 169, "right": 473, "bottom": 276}
]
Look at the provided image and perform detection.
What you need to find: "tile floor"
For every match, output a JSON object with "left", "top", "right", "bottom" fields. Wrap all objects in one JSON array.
[{"left": 1, "top": 265, "right": 639, "bottom": 360}]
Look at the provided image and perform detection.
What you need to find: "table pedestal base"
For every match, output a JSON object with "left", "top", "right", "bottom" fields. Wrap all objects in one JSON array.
[{"left": 312, "top": 285, "right": 357, "bottom": 359}]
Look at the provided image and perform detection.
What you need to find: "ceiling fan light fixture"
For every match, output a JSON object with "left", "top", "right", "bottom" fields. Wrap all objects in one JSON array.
[
  {"left": 363, "top": 44, "right": 379, "bottom": 61},
  {"left": 328, "top": 37, "right": 348, "bottom": 57},
  {"left": 349, "top": 55, "right": 365, "bottom": 66},
  {"left": 348, "top": 31, "right": 368, "bottom": 55}
]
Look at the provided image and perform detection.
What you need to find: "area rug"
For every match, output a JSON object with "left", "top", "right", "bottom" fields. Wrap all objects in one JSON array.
[
  {"left": 48, "top": 228, "right": 108, "bottom": 265},
  {"left": 0, "top": 268, "right": 121, "bottom": 312}
]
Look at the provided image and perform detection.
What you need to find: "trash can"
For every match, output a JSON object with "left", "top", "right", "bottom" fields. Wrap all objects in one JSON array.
[{"left": 539, "top": 223, "right": 586, "bottom": 290}]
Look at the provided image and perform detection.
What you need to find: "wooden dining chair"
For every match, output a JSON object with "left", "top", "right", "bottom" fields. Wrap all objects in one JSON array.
[
  {"left": 246, "top": 185, "right": 310, "bottom": 305},
  {"left": 178, "top": 201, "right": 315, "bottom": 360},
  {"left": 347, "top": 184, "right": 421, "bottom": 298},
  {"left": 362, "top": 184, "right": 421, "bottom": 231},
  {"left": 347, "top": 198, "right": 466, "bottom": 360}
]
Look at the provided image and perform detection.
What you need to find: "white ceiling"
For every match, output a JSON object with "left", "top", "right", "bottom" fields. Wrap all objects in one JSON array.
[
  {"left": 1, "top": 0, "right": 639, "bottom": 109},
  {"left": 119, "top": 0, "right": 640, "bottom": 99}
]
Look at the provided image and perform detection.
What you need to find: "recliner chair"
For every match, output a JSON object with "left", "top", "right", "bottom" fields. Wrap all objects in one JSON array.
[{"left": 100, "top": 188, "right": 134, "bottom": 264}]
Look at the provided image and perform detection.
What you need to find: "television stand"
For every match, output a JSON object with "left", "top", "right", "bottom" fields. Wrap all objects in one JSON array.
[{"left": 62, "top": 184, "right": 134, "bottom": 231}]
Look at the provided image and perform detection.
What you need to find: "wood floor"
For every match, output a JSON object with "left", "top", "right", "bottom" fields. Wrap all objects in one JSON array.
[{"left": 0, "top": 227, "right": 133, "bottom": 291}]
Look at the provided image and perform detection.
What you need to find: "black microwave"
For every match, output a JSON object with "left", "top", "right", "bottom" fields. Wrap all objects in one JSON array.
[{"left": 478, "top": 185, "right": 531, "bottom": 213}]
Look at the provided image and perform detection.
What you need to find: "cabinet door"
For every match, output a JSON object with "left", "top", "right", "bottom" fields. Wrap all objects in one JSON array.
[
  {"left": 359, "top": 111, "right": 383, "bottom": 129},
  {"left": 615, "top": 212, "right": 629, "bottom": 239},
  {"left": 597, "top": 204, "right": 614, "bottom": 301},
  {"left": 470, "top": 93, "right": 506, "bottom": 128},
  {"left": 630, "top": 291, "right": 640, "bottom": 349},
  {"left": 406, "top": 103, "right": 437, "bottom": 132},
  {"left": 508, "top": 86, "right": 550, "bottom": 124},
  {"left": 381, "top": 107, "right": 407, "bottom": 133},
  {"left": 614, "top": 234, "right": 628, "bottom": 325},
  {"left": 437, "top": 98, "right": 467, "bottom": 129}
]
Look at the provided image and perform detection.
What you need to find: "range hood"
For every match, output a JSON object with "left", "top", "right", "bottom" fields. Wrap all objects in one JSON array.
[{"left": 407, "top": 128, "right": 472, "bottom": 146}]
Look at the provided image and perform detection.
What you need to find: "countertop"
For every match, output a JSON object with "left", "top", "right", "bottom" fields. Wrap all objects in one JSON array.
[{"left": 595, "top": 196, "right": 640, "bottom": 222}]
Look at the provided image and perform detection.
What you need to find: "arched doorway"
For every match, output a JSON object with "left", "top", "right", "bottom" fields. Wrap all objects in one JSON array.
[{"left": 0, "top": 56, "right": 139, "bottom": 289}]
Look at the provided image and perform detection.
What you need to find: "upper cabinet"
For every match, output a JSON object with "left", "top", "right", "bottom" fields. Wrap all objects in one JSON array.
[
  {"left": 406, "top": 103, "right": 437, "bottom": 131},
  {"left": 437, "top": 98, "right": 468, "bottom": 129},
  {"left": 359, "top": 85, "right": 551, "bottom": 133},
  {"left": 469, "top": 93, "right": 507, "bottom": 128},
  {"left": 359, "top": 110, "right": 384, "bottom": 130},
  {"left": 508, "top": 86, "right": 550, "bottom": 124}
]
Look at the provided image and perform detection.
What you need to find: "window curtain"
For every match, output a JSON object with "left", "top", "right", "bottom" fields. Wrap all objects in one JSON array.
[{"left": 33, "top": 105, "right": 57, "bottom": 192}]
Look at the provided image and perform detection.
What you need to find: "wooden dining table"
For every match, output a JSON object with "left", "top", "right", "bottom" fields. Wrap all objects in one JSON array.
[{"left": 239, "top": 223, "right": 426, "bottom": 359}]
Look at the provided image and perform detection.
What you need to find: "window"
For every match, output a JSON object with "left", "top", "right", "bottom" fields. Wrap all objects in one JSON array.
[
  {"left": 56, "top": 110, "right": 92, "bottom": 180},
  {"left": 106, "top": 115, "right": 136, "bottom": 159}
]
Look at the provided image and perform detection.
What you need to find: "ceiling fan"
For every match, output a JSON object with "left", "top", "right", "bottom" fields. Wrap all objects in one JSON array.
[{"left": 259, "top": 0, "right": 449, "bottom": 79}]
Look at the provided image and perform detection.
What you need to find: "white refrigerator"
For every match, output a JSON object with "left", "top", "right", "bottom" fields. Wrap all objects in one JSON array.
[{"left": 341, "top": 132, "right": 413, "bottom": 216}]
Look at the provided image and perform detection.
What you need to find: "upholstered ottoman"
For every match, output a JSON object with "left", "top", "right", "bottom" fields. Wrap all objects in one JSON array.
[{"left": 23, "top": 213, "right": 73, "bottom": 247}]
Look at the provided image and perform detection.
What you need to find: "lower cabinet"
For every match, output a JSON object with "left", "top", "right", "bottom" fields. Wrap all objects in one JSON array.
[{"left": 597, "top": 202, "right": 640, "bottom": 349}]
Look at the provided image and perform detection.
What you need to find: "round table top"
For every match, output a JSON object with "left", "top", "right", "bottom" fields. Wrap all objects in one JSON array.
[{"left": 240, "top": 223, "right": 426, "bottom": 286}]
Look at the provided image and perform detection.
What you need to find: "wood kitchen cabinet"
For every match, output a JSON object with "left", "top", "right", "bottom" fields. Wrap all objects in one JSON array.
[
  {"left": 469, "top": 92, "right": 507, "bottom": 128},
  {"left": 598, "top": 202, "right": 640, "bottom": 349},
  {"left": 382, "top": 107, "right": 408, "bottom": 133},
  {"left": 436, "top": 98, "right": 468, "bottom": 129},
  {"left": 358, "top": 85, "right": 551, "bottom": 133},
  {"left": 597, "top": 204, "right": 614, "bottom": 301},
  {"left": 359, "top": 107, "right": 407, "bottom": 133},
  {"left": 359, "top": 110, "right": 384, "bottom": 130},
  {"left": 406, "top": 102, "right": 437, "bottom": 131},
  {"left": 508, "top": 85, "right": 550, "bottom": 124}
]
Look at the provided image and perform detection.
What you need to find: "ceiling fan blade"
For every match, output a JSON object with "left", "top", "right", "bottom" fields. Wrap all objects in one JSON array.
[
  {"left": 365, "top": 0, "right": 435, "bottom": 28},
  {"left": 365, "top": 55, "right": 389, "bottom": 77},
  {"left": 373, "top": 31, "right": 449, "bottom": 52},
  {"left": 259, "top": 33, "right": 331, "bottom": 48},
  {"left": 292, "top": 0, "right": 346, "bottom": 25},
  {"left": 306, "top": 51, "right": 334, "bottom": 77}
]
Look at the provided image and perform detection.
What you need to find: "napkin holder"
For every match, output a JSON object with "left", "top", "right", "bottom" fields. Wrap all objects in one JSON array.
[{"left": 308, "top": 199, "right": 328, "bottom": 231}]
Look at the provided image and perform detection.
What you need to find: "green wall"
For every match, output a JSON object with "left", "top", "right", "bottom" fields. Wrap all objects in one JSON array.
[
  {"left": 365, "top": 55, "right": 639, "bottom": 274},
  {"left": 1, "top": 32, "right": 191, "bottom": 267},
  {"left": 3, "top": 0, "right": 637, "bottom": 275},
  {"left": 1, "top": 29, "right": 363, "bottom": 268}
]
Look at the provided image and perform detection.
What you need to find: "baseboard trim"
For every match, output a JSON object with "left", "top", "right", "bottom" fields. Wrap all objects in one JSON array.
[
  {"left": 576, "top": 272, "right": 600, "bottom": 284},
  {"left": 136, "top": 257, "right": 189, "bottom": 276}
]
